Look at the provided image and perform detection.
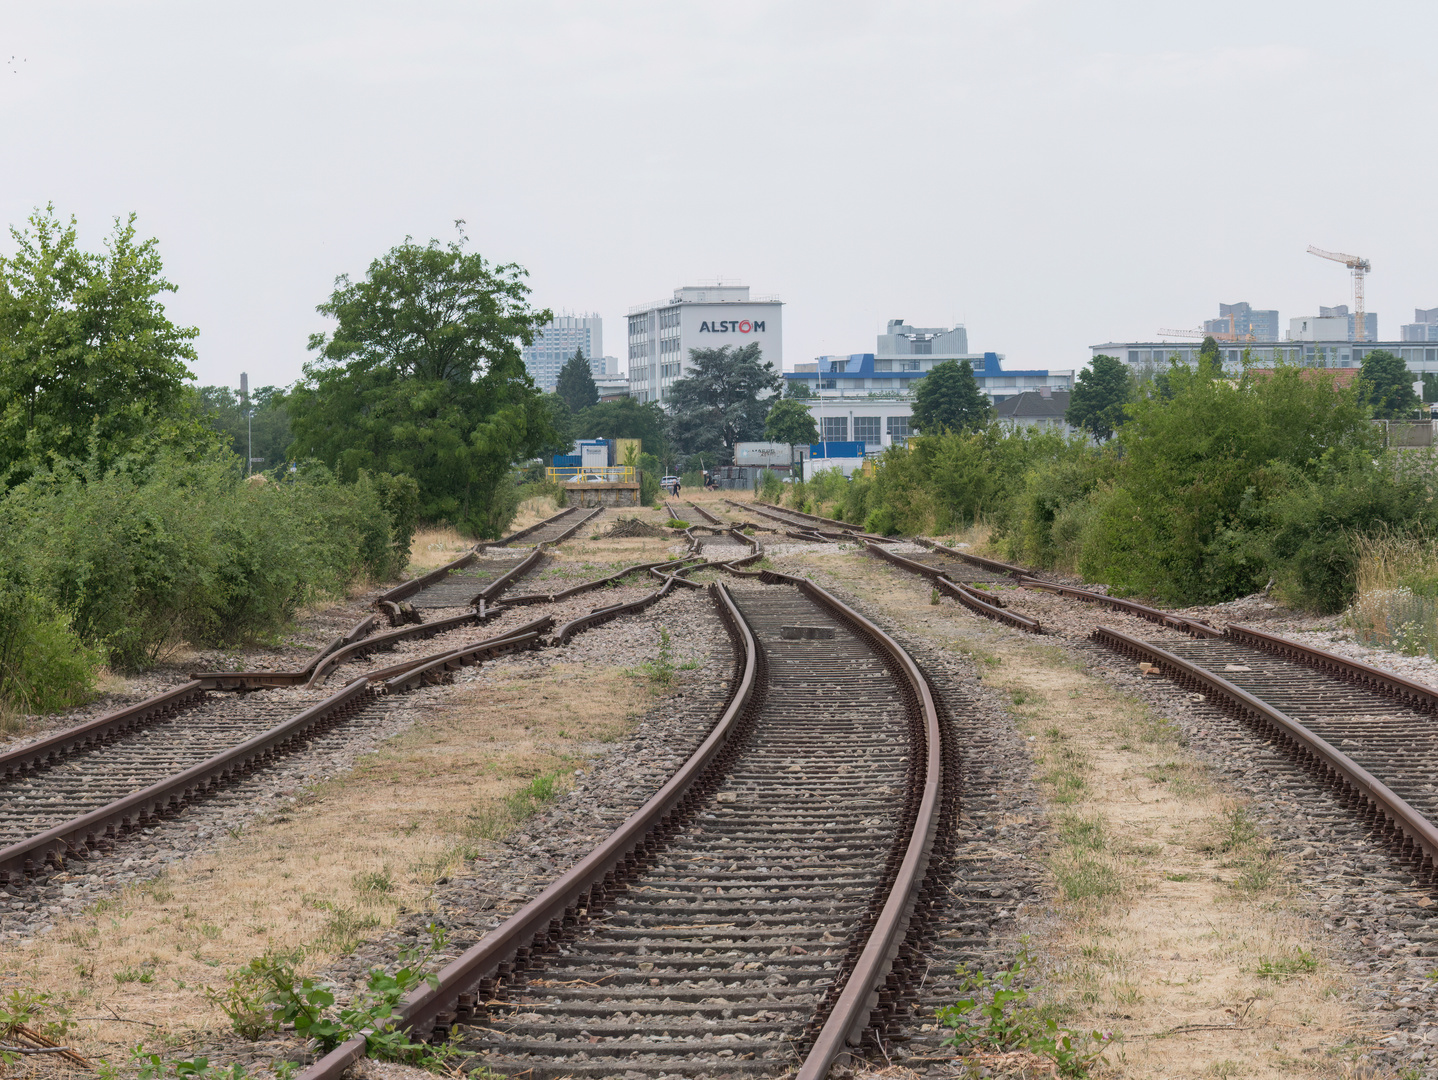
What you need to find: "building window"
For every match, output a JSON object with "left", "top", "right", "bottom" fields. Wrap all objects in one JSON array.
[
  {"left": 831, "top": 360, "right": 847, "bottom": 373},
  {"left": 819, "top": 380, "right": 836, "bottom": 390},
  {"left": 854, "top": 416, "right": 881, "bottom": 444},
  {"left": 886, "top": 415, "right": 911, "bottom": 438},
  {"left": 1128, "top": 350, "right": 1139, "bottom": 363},
  {"left": 821, "top": 416, "right": 848, "bottom": 441},
  {"left": 874, "top": 360, "right": 892, "bottom": 372},
  {"left": 900, "top": 360, "right": 920, "bottom": 371},
  {"left": 911, "top": 340, "right": 932, "bottom": 354}
]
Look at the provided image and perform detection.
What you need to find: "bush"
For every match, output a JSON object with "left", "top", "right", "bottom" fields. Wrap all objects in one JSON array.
[
  {"left": 0, "top": 589, "right": 98, "bottom": 713},
  {"left": 4, "top": 453, "right": 415, "bottom": 671},
  {"left": 758, "top": 469, "right": 783, "bottom": 503}
]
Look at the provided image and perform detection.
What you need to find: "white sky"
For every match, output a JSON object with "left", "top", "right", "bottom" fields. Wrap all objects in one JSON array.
[{"left": 4, "top": 1, "right": 1437, "bottom": 390}]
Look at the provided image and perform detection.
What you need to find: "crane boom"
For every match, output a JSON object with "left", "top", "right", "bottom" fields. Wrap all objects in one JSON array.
[{"left": 1307, "top": 244, "right": 1372, "bottom": 342}]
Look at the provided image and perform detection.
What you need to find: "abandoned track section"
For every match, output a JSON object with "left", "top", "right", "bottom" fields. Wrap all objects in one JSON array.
[
  {"left": 1092, "top": 625, "right": 1438, "bottom": 884},
  {"left": 687, "top": 501, "right": 725, "bottom": 526},
  {"left": 863, "top": 542, "right": 1041, "bottom": 634},
  {"left": 0, "top": 679, "right": 375, "bottom": 882},
  {"left": 299, "top": 575, "right": 957, "bottom": 1080},
  {"left": 491, "top": 506, "right": 582, "bottom": 547},
  {"left": 509, "top": 505, "right": 604, "bottom": 547}
]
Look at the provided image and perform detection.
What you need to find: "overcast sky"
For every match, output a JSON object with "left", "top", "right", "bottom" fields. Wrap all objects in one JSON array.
[{"left": 5, "top": 1, "right": 1437, "bottom": 390}]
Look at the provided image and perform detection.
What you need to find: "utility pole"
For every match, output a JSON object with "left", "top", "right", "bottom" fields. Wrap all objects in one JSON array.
[{"left": 240, "top": 372, "right": 252, "bottom": 476}]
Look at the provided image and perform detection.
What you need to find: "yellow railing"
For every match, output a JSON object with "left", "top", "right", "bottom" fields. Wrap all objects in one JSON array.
[{"left": 546, "top": 466, "right": 637, "bottom": 483}]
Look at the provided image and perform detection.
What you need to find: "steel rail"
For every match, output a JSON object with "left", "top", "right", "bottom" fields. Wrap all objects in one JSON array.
[
  {"left": 542, "top": 505, "right": 604, "bottom": 546},
  {"left": 748, "top": 569, "right": 948, "bottom": 1078},
  {"left": 304, "top": 611, "right": 485, "bottom": 689},
  {"left": 736, "top": 499, "right": 894, "bottom": 543},
  {"left": 375, "top": 552, "right": 480, "bottom": 606},
  {"left": 1224, "top": 623, "right": 1438, "bottom": 713},
  {"left": 488, "top": 506, "right": 579, "bottom": 547},
  {"left": 551, "top": 574, "right": 684, "bottom": 644},
  {"left": 0, "top": 677, "right": 375, "bottom": 882},
  {"left": 194, "top": 615, "right": 380, "bottom": 690},
  {"left": 381, "top": 626, "right": 549, "bottom": 693},
  {"left": 357, "top": 616, "right": 555, "bottom": 687},
  {"left": 470, "top": 547, "right": 548, "bottom": 606},
  {"left": 1019, "top": 578, "right": 1219, "bottom": 638},
  {"left": 862, "top": 541, "right": 1042, "bottom": 634},
  {"left": 495, "top": 559, "right": 694, "bottom": 607},
  {"left": 911, "top": 537, "right": 1028, "bottom": 579},
  {"left": 0, "top": 682, "right": 206, "bottom": 781},
  {"left": 1092, "top": 624, "right": 1438, "bottom": 876},
  {"left": 686, "top": 500, "right": 724, "bottom": 525},
  {"left": 297, "top": 581, "right": 763, "bottom": 1080}
]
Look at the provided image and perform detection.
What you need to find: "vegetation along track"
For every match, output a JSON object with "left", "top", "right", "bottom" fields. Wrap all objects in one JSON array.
[
  {"left": 1093, "top": 623, "right": 1438, "bottom": 889},
  {"left": 300, "top": 572, "right": 960, "bottom": 1080}
]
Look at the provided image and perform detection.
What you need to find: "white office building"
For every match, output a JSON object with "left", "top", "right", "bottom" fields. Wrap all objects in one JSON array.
[
  {"left": 627, "top": 284, "right": 783, "bottom": 405},
  {"left": 522, "top": 314, "right": 604, "bottom": 391}
]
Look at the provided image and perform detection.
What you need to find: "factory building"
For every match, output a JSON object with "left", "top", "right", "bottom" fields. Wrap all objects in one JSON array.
[{"left": 626, "top": 284, "right": 783, "bottom": 405}]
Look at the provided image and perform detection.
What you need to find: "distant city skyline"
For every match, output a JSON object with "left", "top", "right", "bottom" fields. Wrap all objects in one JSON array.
[{"left": 6, "top": 3, "right": 1438, "bottom": 389}]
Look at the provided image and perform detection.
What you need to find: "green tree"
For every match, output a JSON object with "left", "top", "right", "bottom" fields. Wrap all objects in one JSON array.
[
  {"left": 911, "top": 359, "right": 992, "bottom": 434},
  {"left": 556, "top": 347, "right": 599, "bottom": 413},
  {"left": 784, "top": 378, "right": 813, "bottom": 399},
  {"left": 666, "top": 343, "right": 782, "bottom": 458},
  {"left": 0, "top": 206, "right": 200, "bottom": 480},
  {"left": 1359, "top": 349, "right": 1420, "bottom": 419},
  {"left": 573, "top": 398, "right": 668, "bottom": 455},
  {"left": 1065, "top": 354, "right": 1131, "bottom": 440},
  {"left": 764, "top": 397, "right": 818, "bottom": 445},
  {"left": 287, "top": 230, "right": 555, "bottom": 537},
  {"left": 195, "top": 385, "right": 293, "bottom": 471},
  {"left": 1198, "top": 335, "right": 1222, "bottom": 367}
]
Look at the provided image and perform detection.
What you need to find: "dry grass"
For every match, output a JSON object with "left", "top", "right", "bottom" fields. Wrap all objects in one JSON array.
[
  {"left": 406, "top": 527, "right": 475, "bottom": 571},
  {"left": 12, "top": 661, "right": 651, "bottom": 1065},
  {"left": 1347, "top": 530, "right": 1438, "bottom": 657},
  {"left": 793, "top": 549, "right": 1376, "bottom": 1079}
]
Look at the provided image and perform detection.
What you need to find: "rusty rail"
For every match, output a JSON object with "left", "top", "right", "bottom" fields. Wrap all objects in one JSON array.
[
  {"left": 297, "top": 580, "right": 764, "bottom": 1080},
  {"left": 863, "top": 541, "right": 1041, "bottom": 634},
  {"left": 471, "top": 547, "right": 547, "bottom": 605},
  {"left": 304, "top": 611, "right": 484, "bottom": 689},
  {"left": 543, "top": 505, "right": 604, "bottom": 546},
  {"left": 1225, "top": 623, "right": 1438, "bottom": 713},
  {"left": 750, "top": 569, "right": 950, "bottom": 1077},
  {"left": 488, "top": 506, "right": 578, "bottom": 547},
  {"left": 912, "top": 537, "right": 1028, "bottom": 579},
  {"left": 551, "top": 574, "right": 685, "bottom": 644},
  {"left": 0, "top": 678, "right": 375, "bottom": 882},
  {"left": 1092, "top": 623, "right": 1438, "bottom": 877},
  {"left": 381, "top": 622, "right": 552, "bottom": 693},
  {"left": 496, "top": 559, "right": 694, "bottom": 607},
  {"left": 1019, "top": 578, "right": 1219, "bottom": 638},
  {"left": 193, "top": 615, "right": 379, "bottom": 690},
  {"left": 375, "top": 552, "right": 479, "bottom": 606},
  {"left": 0, "top": 682, "right": 206, "bottom": 781}
]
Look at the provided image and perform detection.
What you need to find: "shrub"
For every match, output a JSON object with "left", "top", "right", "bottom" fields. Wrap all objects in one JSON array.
[
  {"left": 4, "top": 452, "right": 415, "bottom": 671},
  {"left": 758, "top": 469, "right": 783, "bottom": 503}
]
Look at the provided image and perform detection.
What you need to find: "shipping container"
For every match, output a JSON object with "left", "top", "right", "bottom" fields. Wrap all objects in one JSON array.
[
  {"left": 809, "top": 441, "right": 865, "bottom": 459},
  {"left": 733, "top": 441, "right": 793, "bottom": 466}
]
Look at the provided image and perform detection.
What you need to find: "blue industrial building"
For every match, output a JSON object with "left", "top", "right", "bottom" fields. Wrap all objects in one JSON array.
[{"left": 783, "top": 351, "right": 1072, "bottom": 405}]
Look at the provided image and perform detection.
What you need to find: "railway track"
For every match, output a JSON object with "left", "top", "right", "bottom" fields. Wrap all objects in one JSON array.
[
  {"left": 1093, "top": 624, "right": 1438, "bottom": 883},
  {"left": 491, "top": 506, "right": 603, "bottom": 548},
  {"left": 301, "top": 572, "right": 959, "bottom": 1080}
]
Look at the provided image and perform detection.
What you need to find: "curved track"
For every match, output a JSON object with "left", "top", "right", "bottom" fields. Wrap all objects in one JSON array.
[
  {"left": 299, "top": 573, "right": 959, "bottom": 1080},
  {"left": 460, "top": 584, "right": 913, "bottom": 1078},
  {"left": 1093, "top": 624, "right": 1438, "bottom": 885}
]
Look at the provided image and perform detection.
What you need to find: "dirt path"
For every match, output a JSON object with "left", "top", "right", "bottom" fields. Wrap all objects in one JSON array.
[{"left": 789, "top": 549, "right": 1375, "bottom": 1079}]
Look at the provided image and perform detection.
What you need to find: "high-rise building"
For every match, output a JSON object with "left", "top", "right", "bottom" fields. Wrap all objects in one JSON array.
[
  {"left": 627, "top": 285, "right": 783, "bottom": 405},
  {"left": 1203, "top": 302, "right": 1280, "bottom": 342},
  {"left": 1402, "top": 308, "right": 1438, "bottom": 342},
  {"left": 1290, "top": 304, "right": 1378, "bottom": 342},
  {"left": 521, "top": 314, "right": 603, "bottom": 391}
]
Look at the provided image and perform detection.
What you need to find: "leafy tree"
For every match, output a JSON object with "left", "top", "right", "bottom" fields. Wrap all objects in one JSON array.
[
  {"left": 1359, "top": 349, "right": 1420, "bottom": 419},
  {"left": 1065, "top": 354, "right": 1131, "bottom": 440},
  {"left": 287, "top": 230, "right": 555, "bottom": 536},
  {"left": 556, "top": 347, "right": 599, "bottom": 413},
  {"left": 195, "top": 385, "right": 292, "bottom": 471},
  {"left": 1198, "top": 335, "right": 1222, "bottom": 367},
  {"left": 0, "top": 206, "right": 200, "bottom": 480},
  {"left": 764, "top": 398, "right": 818, "bottom": 445},
  {"left": 535, "top": 394, "right": 574, "bottom": 462},
  {"left": 573, "top": 398, "right": 668, "bottom": 455},
  {"left": 784, "top": 378, "right": 813, "bottom": 399},
  {"left": 911, "top": 359, "right": 992, "bottom": 434},
  {"left": 666, "top": 343, "right": 782, "bottom": 458}
]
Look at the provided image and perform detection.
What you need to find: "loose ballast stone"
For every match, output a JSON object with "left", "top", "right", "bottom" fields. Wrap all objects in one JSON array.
[{"left": 781, "top": 625, "right": 836, "bottom": 640}]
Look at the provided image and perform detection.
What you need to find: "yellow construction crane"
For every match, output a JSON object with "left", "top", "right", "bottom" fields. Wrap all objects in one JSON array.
[{"left": 1307, "top": 245, "right": 1371, "bottom": 342}]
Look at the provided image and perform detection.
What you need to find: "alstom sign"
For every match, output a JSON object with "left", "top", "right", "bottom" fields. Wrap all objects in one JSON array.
[{"left": 699, "top": 320, "right": 766, "bottom": 334}]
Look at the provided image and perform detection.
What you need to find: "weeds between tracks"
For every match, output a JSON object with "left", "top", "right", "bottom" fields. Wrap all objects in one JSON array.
[{"left": 781, "top": 547, "right": 1362, "bottom": 1079}]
